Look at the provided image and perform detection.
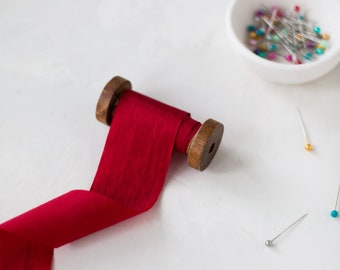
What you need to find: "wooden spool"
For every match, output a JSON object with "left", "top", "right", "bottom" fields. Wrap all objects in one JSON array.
[{"left": 96, "top": 76, "right": 224, "bottom": 171}]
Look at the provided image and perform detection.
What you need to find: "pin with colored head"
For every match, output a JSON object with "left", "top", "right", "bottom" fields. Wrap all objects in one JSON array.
[
  {"left": 330, "top": 184, "right": 340, "bottom": 218},
  {"left": 296, "top": 107, "right": 313, "bottom": 151}
]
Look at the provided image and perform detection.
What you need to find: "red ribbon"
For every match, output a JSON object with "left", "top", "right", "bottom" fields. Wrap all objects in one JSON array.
[{"left": 0, "top": 90, "right": 201, "bottom": 269}]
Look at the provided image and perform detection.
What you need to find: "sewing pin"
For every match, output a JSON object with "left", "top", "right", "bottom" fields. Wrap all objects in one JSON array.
[
  {"left": 296, "top": 107, "right": 313, "bottom": 151},
  {"left": 330, "top": 184, "right": 340, "bottom": 218},
  {"left": 265, "top": 213, "right": 308, "bottom": 247}
]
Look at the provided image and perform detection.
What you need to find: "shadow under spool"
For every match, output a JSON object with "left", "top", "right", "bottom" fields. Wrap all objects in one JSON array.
[{"left": 96, "top": 76, "right": 224, "bottom": 171}]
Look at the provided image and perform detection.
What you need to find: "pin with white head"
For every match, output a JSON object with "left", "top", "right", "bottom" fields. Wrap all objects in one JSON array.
[
  {"left": 296, "top": 107, "right": 313, "bottom": 151},
  {"left": 265, "top": 213, "right": 308, "bottom": 247},
  {"left": 330, "top": 184, "right": 340, "bottom": 218}
]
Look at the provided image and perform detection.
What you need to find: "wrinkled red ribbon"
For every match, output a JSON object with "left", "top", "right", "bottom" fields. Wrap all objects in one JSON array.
[{"left": 0, "top": 90, "right": 201, "bottom": 269}]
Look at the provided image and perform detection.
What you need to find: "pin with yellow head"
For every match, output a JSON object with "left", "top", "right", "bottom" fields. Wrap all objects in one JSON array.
[{"left": 296, "top": 107, "right": 313, "bottom": 152}]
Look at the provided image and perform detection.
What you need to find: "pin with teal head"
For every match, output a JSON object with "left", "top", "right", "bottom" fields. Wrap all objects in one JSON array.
[{"left": 330, "top": 184, "right": 340, "bottom": 218}]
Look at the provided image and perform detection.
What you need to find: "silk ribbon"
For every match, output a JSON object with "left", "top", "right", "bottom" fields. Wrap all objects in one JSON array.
[{"left": 0, "top": 89, "right": 201, "bottom": 269}]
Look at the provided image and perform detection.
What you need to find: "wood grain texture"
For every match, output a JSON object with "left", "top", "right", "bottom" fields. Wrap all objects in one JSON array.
[
  {"left": 96, "top": 76, "right": 132, "bottom": 125},
  {"left": 186, "top": 119, "right": 223, "bottom": 171}
]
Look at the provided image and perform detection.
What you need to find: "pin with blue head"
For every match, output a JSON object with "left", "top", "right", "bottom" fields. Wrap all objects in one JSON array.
[
  {"left": 330, "top": 210, "right": 338, "bottom": 218},
  {"left": 330, "top": 184, "right": 340, "bottom": 218}
]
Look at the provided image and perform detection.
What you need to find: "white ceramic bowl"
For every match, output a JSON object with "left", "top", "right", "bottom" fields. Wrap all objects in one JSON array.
[{"left": 226, "top": 0, "right": 340, "bottom": 84}]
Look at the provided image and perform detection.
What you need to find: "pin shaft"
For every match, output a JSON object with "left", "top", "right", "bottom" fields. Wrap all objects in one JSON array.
[
  {"left": 296, "top": 107, "right": 309, "bottom": 143},
  {"left": 334, "top": 184, "right": 340, "bottom": 210}
]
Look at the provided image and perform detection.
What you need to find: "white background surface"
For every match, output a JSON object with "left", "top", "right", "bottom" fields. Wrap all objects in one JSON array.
[{"left": 1, "top": 0, "right": 340, "bottom": 269}]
